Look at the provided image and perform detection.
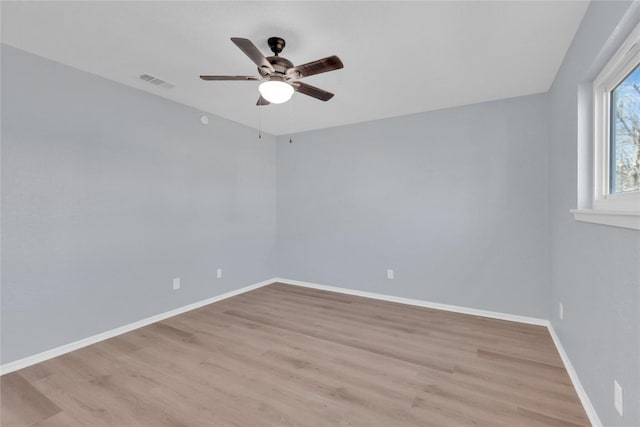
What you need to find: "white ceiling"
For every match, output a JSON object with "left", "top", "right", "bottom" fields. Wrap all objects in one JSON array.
[{"left": 1, "top": 1, "right": 588, "bottom": 135}]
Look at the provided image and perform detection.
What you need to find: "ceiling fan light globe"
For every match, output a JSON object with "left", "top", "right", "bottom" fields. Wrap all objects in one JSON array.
[{"left": 258, "top": 81, "right": 294, "bottom": 104}]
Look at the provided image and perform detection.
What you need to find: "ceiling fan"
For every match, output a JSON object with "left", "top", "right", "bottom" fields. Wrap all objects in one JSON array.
[{"left": 200, "top": 37, "right": 343, "bottom": 105}]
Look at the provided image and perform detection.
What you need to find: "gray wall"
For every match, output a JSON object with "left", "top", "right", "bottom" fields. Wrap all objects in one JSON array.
[
  {"left": 547, "top": 2, "right": 640, "bottom": 426},
  {"left": 1, "top": 45, "right": 277, "bottom": 364},
  {"left": 276, "top": 94, "right": 550, "bottom": 319}
]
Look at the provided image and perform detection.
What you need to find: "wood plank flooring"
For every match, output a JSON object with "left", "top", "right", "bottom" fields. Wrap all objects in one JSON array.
[{"left": 1, "top": 283, "right": 590, "bottom": 426}]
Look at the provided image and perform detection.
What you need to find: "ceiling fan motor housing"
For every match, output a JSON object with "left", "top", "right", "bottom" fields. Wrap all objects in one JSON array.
[
  {"left": 256, "top": 37, "right": 292, "bottom": 78},
  {"left": 261, "top": 55, "right": 294, "bottom": 78}
]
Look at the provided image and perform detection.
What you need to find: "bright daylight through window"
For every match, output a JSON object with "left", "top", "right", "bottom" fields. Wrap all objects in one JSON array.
[{"left": 610, "top": 63, "right": 640, "bottom": 194}]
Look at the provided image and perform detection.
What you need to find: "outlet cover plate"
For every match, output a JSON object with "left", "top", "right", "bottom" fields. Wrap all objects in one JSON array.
[
  {"left": 559, "top": 302, "right": 564, "bottom": 320},
  {"left": 614, "top": 380, "right": 623, "bottom": 416}
]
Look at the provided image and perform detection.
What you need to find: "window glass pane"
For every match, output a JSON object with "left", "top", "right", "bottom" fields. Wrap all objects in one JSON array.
[{"left": 611, "top": 62, "right": 640, "bottom": 193}]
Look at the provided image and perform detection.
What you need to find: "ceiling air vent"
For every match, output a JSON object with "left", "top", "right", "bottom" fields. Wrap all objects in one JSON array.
[{"left": 139, "top": 73, "right": 175, "bottom": 89}]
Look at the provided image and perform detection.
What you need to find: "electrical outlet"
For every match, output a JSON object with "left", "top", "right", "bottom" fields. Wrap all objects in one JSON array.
[
  {"left": 614, "top": 380, "right": 623, "bottom": 416},
  {"left": 559, "top": 302, "right": 564, "bottom": 320},
  {"left": 387, "top": 269, "right": 394, "bottom": 280},
  {"left": 173, "top": 277, "right": 181, "bottom": 290},
  {"left": 217, "top": 268, "right": 223, "bottom": 279}
]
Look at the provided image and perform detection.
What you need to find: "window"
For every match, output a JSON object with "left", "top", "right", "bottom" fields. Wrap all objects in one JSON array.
[
  {"left": 573, "top": 22, "right": 640, "bottom": 230},
  {"left": 610, "top": 63, "right": 640, "bottom": 195}
]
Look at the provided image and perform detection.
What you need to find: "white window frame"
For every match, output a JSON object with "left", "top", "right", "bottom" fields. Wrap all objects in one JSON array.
[{"left": 572, "top": 21, "right": 640, "bottom": 230}]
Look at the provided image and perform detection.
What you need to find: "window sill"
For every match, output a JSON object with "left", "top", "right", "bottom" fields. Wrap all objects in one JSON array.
[{"left": 570, "top": 209, "right": 640, "bottom": 230}]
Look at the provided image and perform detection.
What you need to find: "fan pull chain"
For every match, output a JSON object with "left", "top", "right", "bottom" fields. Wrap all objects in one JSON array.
[
  {"left": 289, "top": 94, "right": 293, "bottom": 143},
  {"left": 258, "top": 102, "right": 262, "bottom": 140}
]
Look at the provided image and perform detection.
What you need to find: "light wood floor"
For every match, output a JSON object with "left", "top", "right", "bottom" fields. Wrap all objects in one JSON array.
[{"left": 1, "top": 283, "right": 589, "bottom": 426}]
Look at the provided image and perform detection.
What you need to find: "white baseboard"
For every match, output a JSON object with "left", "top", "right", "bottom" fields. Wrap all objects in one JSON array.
[
  {"left": 547, "top": 324, "right": 602, "bottom": 427},
  {"left": 274, "top": 277, "right": 550, "bottom": 326},
  {"left": 275, "top": 277, "right": 601, "bottom": 427},
  {"left": 1, "top": 275, "right": 601, "bottom": 427},
  {"left": 0, "top": 278, "right": 275, "bottom": 375}
]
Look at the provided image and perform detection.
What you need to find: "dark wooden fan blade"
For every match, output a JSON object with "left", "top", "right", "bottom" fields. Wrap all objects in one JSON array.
[
  {"left": 292, "top": 82, "right": 334, "bottom": 101},
  {"left": 287, "top": 55, "right": 343, "bottom": 79},
  {"left": 200, "top": 75, "right": 259, "bottom": 81},
  {"left": 256, "top": 96, "right": 270, "bottom": 106},
  {"left": 231, "top": 38, "right": 274, "bottom": 73}
]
